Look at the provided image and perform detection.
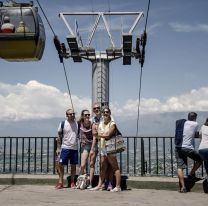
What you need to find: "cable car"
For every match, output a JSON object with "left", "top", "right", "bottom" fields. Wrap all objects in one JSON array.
[{"left": 0, "top": 1, "right": 45, "bottom": 61}]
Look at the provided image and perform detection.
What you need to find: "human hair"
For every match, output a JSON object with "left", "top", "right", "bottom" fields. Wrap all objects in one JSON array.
[
  {"left": 3, "top": 16, "right": 10, "bottom": 23},
  {"left": 102, "top": 106, "right": 111, "bottom": 115},
  {"left": 188, "top": 112, "right": 197, "bottom": 121},
  {"left": 66, "top": 108, "right": 73, "bottom": 115},
  {"left": 78, "top": 109, "right": 89, "bottom": 124},
  {"left": 204, "top": 118, "right": 208, "bottom": 126}
]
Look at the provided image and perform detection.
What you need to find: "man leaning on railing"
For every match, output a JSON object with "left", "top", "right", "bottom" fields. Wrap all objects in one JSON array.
[{"left": 175, "top": 112, "right": 202, "bottom": 193}]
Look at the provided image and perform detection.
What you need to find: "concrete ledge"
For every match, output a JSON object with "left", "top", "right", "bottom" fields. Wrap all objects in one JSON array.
[
  {"left": 0, "top": 174, "right": 58, "bottom": 185},
  {"left": 127, "top": 176, "right": 204, "bottom": 192},
  {"left": 0, "top": 174, "right": 205, "bottom": 192}
]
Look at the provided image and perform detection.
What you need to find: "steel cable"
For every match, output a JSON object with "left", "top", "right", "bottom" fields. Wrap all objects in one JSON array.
[{"left": 35, "top": 0, "right": 74, "bottom": 110}]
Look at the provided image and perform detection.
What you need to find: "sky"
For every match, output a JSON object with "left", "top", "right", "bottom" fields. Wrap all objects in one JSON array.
[{"left": 1, "top": 0, "right": 208, "bottom": 136}]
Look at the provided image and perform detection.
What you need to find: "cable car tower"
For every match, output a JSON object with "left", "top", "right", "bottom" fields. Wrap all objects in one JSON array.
[{"left": 56, "top": 11, "right": 146, "bottom": 107}]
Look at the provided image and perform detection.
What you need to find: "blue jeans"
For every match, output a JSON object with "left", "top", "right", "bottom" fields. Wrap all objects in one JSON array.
[{"left": 198, "top": 149, "right": 208, "bottom": 174}]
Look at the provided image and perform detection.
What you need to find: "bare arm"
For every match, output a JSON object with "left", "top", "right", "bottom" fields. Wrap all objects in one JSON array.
[
  {"left": 56, "top": 132, "right": 62, "bottom": 154},
  {"left": 98, "top": 124, "right": 116, "bottom": 140},
  {"left": 90, "top": 124, "right": 97, "bottom": 150}
]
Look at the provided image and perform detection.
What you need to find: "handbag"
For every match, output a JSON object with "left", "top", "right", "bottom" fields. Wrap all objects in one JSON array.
[{"left": 106, "top": 125, "right": 126, "bottom": 154}]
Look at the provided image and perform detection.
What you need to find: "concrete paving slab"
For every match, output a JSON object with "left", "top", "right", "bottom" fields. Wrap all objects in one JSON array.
[{"left": 0, "top": 185, "right": 207, "bottom": 206}]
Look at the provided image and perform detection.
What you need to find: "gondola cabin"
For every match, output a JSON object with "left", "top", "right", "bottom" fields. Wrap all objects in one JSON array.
[{"left": 0, "top": 1, "right": 45, "bottom": 61}]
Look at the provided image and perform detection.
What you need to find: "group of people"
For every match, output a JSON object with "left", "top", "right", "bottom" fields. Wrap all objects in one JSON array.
[
  {"left": 176, "top": 112, "right": 208, "bottom": 193},
  {"left": 55, "top": 108, "right": 208, "bottom": 193},
  {"left": 1, "top": 15, "right": 29, "bottom": 33},
  {"left": 55, "top": 103, "right": 121, "bottom": 192}
]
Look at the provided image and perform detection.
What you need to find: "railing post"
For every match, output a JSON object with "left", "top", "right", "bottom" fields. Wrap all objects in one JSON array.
[
  {"left": 134, "top": 137, "right": 136, "bottom": 175},
  {"left": 53, "top": 137, "right": 57, "bottom": 175},
  {"left": 170, "top": 137, "right": 173, "bottom": 177},
  {"left": 3, "top": 137, "right": 6, "bottom": 172},
  {"left": 9, "top": 137, "right": 12, "bottom": 172},
  {"left": 141, "top": 137, "right": 145, "bottom": 176},
  {"left": 28, "top": 137, "right": 31, "bottom": 174},
  {"left": 127, "top": 138, "right": 129, "bottom": 174}
]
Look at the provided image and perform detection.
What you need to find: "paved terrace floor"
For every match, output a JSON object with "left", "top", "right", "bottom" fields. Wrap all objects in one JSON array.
[
  {"left": 0, "top": 185, "right": 207, "bottom": 206},
  {"left": 0, "top": 175, "right": 207, "bottom": 206}
]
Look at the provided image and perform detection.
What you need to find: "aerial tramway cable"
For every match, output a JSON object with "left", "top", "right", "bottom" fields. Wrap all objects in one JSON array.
[
  {"left": 35, "top": 0, "right": 74, "bottom": 110},
  {"left": 135, "top": 0, "right": 151, "bottom": 138},
  {"left": 134, "top": 0, "right": 150, "bottom": 175},
  {"left": 35, "top": 0, "right": 56, "bottom": 36}
]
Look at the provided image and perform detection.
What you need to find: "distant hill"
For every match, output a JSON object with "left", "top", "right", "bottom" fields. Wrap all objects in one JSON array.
[
  {"left": 0, "top": 118, "right": 62, "bottom": 137},
  {"left": 117, "top": 111, "right": 208, "bottom": 137},
  {"left": 0, "top": 111, "right": 208, "bottom": 137}
]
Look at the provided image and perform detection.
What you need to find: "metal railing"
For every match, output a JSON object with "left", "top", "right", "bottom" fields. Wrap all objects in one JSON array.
[{"left": 0, "top": 136, "right": 205, "bottom": 177}]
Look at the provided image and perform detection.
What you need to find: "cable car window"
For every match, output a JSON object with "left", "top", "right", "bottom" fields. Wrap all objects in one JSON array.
[
  {"left": 37, "top": 13, "right": 45, "bottom": 39},
  {"left": 0, "top": 8, "right": 35, "bottom": 33}
]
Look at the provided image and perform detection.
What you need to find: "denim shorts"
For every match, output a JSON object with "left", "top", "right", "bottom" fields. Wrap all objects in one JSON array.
[
  {"left": 59, "top": 148, "right": 78, "bottom": 165},
  {"left": 175, "top": 147, "right": 202, "bottom": 169},
  {"left": 198, "top": 148, "right": 208, "bottom": 161},
  {"left": 81, "top": 144, "right": 92, "bottom": 153},
  {"left": 81, "top": 143, "right": 98, "bottom": 153}
]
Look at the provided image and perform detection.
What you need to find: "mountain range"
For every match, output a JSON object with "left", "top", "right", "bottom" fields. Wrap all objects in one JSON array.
[{"left": 1, "top": 111, "right": 208, "bottom": 137}]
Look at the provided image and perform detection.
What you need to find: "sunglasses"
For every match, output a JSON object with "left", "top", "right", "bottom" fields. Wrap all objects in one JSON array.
[
  {"left": 103, "top": 111, "right": 109, "bottom": 114},
  {"left": 66, "top": 113, "right": 75, "bottom": 116},
  {"left": 93, "top": 107, "right": 100, "bottom": 110},
  {"left": 84, "top": 114, "right": 90, "bottom": 117}
]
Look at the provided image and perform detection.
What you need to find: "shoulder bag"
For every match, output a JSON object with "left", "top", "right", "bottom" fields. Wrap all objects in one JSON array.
[{"left": 106, "top": 125, "right": 126, "bottom": 154}]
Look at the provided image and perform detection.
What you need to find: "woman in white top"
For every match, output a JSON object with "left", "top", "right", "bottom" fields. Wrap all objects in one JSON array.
[
  {"left": 198, "top": 118, "right": 208, "bottom": 175},
  {"left": 92, "top": 107, "right": 121, "bottom": 192}
]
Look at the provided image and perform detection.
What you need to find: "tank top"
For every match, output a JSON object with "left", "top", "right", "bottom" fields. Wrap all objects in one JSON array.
[{"left": 80, "top": 123, "right": 93, "bottom": 145}]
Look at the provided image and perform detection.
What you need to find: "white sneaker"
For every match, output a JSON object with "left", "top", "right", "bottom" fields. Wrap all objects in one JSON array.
[
  {"left": 87, "top": 184, "right": 92, "bottom": 189},
  {"left": 110, "top": 187, "right": 121, "bottom": 192}
]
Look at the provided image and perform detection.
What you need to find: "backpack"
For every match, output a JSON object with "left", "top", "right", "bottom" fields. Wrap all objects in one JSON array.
[
  {"left": 175, "top": 119, "right": 186, "bottom": 147},
  {"left": 75, "top": 174, "right": 89, "bottom": 190},
  {"left": 59, "top": 120, "right": 65, "bottom": 144}
]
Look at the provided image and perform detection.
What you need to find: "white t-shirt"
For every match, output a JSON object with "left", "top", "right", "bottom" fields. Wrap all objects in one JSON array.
[
  {"left": 198, "top": 125, "right": 208, "bottom": 150},
  {"left": 57, "top": 120, "right": 78, "bottom": 150},
  {"left": 181, "top": 120, "right": 198, "bottom": 149}
]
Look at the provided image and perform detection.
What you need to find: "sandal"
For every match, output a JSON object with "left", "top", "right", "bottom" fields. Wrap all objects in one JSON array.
[
  {"left": 70, "top": 182, "right": 76, "bottom": 189},
  {"left": 179, "top": 188, "right": 187, "bottom": 193},
  {"left": 99, "top": 186, "right": 105, "bottom": 191},
  {"left": 55, "top": 183, "right": 63, "bottom": 189},
  {"left": 90, "top": 186, "right": 102, "bottom": 191}
]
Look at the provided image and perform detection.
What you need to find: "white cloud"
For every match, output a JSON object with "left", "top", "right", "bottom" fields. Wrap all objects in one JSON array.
[
  {"left": 0, "top": 80, "right": 90, "bottom": 121},
  {"left": 1, "top": 81, "right": 208, "bottom": 121},
  {"left": 147, "top": 23, "right": 162, "bottom": 34},
  {"left": 169, "top": 22, "right": 208, "bottom": 33},
  {"left": 118, "top": 87, "right": 208, "bottom": 117}
]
